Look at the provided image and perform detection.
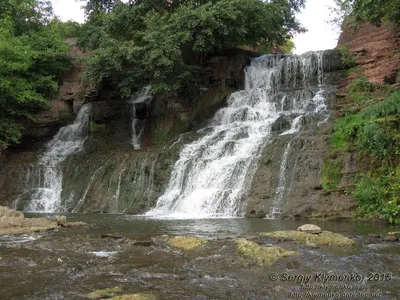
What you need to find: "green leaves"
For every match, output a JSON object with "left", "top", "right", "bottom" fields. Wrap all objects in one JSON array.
[
  {"left": 331, "top": 84, "right": 400, "bottom": 224},
  {"left": 0, "top": 0, "right": 71, "bottom": 147},
  {"left": 334, "top": 0, "right": 400, "bottom": 26},
  {"left": 80, "top": 0, "right": 305, "bottom": 96}
]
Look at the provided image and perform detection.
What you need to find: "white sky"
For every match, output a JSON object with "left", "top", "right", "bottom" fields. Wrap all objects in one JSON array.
[{"left": 51, "top": 0, "right": 340, "bottom": 54}]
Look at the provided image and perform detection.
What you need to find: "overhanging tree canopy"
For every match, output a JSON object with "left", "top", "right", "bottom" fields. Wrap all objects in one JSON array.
[{"left": 79, "top": 0, "right": 306, "bottom": 95}]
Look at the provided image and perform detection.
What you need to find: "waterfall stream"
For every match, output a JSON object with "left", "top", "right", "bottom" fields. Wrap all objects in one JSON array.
[
  {"left": 130, "top": 86, "right": 152, "bottom": 149},
  {"left": 147, "top": 52, "right": 330, "bottom": 218},
  {"left": 26, "top": 104, "right": 92, "bottom": 212}
]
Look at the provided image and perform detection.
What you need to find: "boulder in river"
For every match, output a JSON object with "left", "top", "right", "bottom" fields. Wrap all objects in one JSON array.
[
  {"left": 261, "top": 230, "right": 355, "bottom": 246},
  {"left": 236, "top": 238, "right": 298, "bottom": 266},
  {"left": 168, "top": 236, "right": 206, "bottom": 250},
  {"left": 297, "top": 224, "right": 322, "bottom": 234}
]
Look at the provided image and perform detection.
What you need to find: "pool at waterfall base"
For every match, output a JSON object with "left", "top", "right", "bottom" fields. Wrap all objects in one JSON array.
[{"left": 0, "top": 214, "right": 399, "bottom": 299}]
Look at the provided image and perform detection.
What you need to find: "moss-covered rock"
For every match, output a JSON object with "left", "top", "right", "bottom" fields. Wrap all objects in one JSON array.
[
  {"left": 260, "top": 230, "right": 355, "bottom": 246},
  {"left": 0, "top": 206, "right": 58, "bottom": 235},
  {"left": 108, "top": 292, "right": 157, "bottom": 300},
  {"left": 168, "top": 236, "right": 206, "bottom": 250},
  {"left": 86, "top": 286, "right": 122, "bottom": 299},
  {"left": 236, "top": 238, "right": 298, "bottom": 266}
]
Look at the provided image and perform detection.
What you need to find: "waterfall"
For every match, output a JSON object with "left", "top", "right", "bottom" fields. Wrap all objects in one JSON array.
[
  {"left": 147, "top": 51, "right": 329, "bottom": 219},
  {"left": 27, "top": 104, "right": 92, "bottom": 212},
  {"left": 267, "top": 141, "right": 292, "bottom": 218},
  {"left": 130, "top": 86, "right": 152, "bottom": 149}
]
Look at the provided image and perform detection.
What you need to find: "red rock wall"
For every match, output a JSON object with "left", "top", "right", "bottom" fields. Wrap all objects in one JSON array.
[{"left": 337, "top": 22, "right": 400, "bottom": 85}]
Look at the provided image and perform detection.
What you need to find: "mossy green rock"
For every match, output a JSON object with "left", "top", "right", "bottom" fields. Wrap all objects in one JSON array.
[
  {"left": 236, "top": 238, "right": 298, "bottom": 266},
  {"left": 260, "top": 230, "right": 355, "bottom": 246},
  {"left": 168, "top": 236, "right": 206, "bottom": 250},
  {"left": 86, "top": 287, "right": 122, "bottom": 299},
  {"left": 108, "top": 292, "right": 157, "bottom": 300}
]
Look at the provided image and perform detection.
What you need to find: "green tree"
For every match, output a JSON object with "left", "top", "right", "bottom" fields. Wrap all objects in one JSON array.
[
  {"left": 80, "top": 0, "right": 305, "bottom": 96},
  {"left": 333, "top": 0, "right": 400, "bottom": 26},
  {"left": 0, "top": 0, "right": 71, "bottom": 147}
]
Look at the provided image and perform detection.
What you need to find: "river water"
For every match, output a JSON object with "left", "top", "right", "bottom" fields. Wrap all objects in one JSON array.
[{"left": 0, "top": 214, "right": 399, "bottom": 299}]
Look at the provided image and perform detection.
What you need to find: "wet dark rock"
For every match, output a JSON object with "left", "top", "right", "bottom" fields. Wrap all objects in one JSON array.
[
  {"left": 271, "top": 116, "right": 291, "bottom": 133},
  {"left": 132, "top": 241, "right": 153, "bottom": 247},
  {"left": 101, "top": 234, "right": 124, "bottom": 239},
  {"left": 245, "top": 210, "right": 266, "bottom": 219},
  {"left": 368, "top": 234, "right": 382, "bottom": 238}
]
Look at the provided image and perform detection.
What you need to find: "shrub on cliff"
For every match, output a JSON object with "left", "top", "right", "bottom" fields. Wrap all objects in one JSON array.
[
  {"left": 333, "top": 0, "right": 400, "bottom": 26},
  {"left": 79, "top": 0, "right": 306, "bottom": 96},
  {"left": 331, "top": 83, "right": 400, "bottom": 224}
]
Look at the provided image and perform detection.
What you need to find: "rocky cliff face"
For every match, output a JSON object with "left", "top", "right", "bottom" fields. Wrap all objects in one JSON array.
[{"left": 337, "top": 22, "right": 400, "bottom": 88}]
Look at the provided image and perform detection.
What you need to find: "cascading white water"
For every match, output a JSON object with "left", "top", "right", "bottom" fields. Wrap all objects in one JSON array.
[
  {"left": 130, "top": 86, "right": 152, "bottom": 149},
  {"left": 147, "top": 52, "right": 329, "bottom": 219},
  {"left": 27, "top": 104, "right": 92, "bottom": 212}
]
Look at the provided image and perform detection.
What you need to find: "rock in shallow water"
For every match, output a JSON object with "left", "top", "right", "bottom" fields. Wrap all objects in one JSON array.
[
  {"left": 168, "top": 236, "right": 206, "bottom": 250},
  {"left": 56, "top": 216, "right": 68, "bottom": 227},
  {"left": 86, "top": 286, "right": 122, "bottom": 299},
  {"left": 108, "top": 292, "right": 157, "bottom": 300},
  {"left": 236, "top": 238, "right": 298, "bottom": 266},
  {"left": 261, "top": 230, "right": 355, "bottom": 246},
  {"left": 297, "top": 224, "right": 322, "bottom": 234}
]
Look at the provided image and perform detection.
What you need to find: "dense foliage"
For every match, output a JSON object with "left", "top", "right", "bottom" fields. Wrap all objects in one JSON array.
[
  {"left": 0, "top": 0, "right": 73, "bottom": 148},
  {"left": 79, "top": 0, "right": 305, "bottom": 96},
  {"left": 327, "top": 75, "right": 400, "bottom": 224},
  {"left": 333, "top": 0, "right": 400, "bottom": 26}
]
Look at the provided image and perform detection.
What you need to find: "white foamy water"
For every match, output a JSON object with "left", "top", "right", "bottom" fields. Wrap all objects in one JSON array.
[
  {"left": 147, "top": 52, "right": 329, "bottom": 219},
  {"left": 27, "top": 105, "right": 92, "bottom": 212},
  {"left": 90, "top": 251, "right": 118, "bottom": 258}
]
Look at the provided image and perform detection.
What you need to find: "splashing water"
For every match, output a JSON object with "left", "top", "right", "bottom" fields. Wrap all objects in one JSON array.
[
  {"left": 147, "top": 52, "right": 329, "bottom": 219},
  {"left": 27, "top": 105, "right": 92, "bottom": 212}
]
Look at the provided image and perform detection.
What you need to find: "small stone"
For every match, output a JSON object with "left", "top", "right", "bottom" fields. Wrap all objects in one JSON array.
[
  {"left": 297, "top": 224, "right": 322, "bottom": 234},
  {"left": 55, "top": 216, "right": 68, "bottom": 227},
  {"left": 383, "top": 236, "right": 398, "bottom": 242}
]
